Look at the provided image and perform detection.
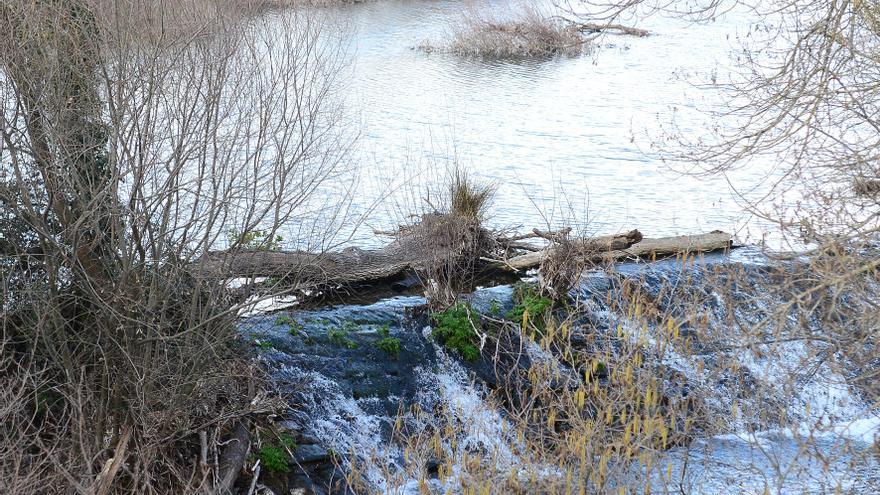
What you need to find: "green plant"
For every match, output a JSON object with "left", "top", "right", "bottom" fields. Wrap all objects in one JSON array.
[
  {"left": 377, "top": 324, "right": 391, "bottom": 337},
  {"left": 506, "top": 282, "right": 553, "bottom": 332},
  {"left": 276, "top": 315, "right": 303, "bottom": 336},
  {"left": 259, "top": 444, "right": 289, "bottom": 473},
  {"left": 328, "top": 327, "right": 358, "bottom": 349},
  {"left": 488, "top": 299, "right": 501, "bottom": 316},
  {"left": 376, "top": 337, "right": 402, "bottom": 356},
  {"left": 279, "top": 433, "right": 297, "bottom": 451},
  {"left": 432, "top": 303, "right": 482, "bottom": 361},
  {"left": 227, "top": 228, "right": 283, "bottom": 251}
]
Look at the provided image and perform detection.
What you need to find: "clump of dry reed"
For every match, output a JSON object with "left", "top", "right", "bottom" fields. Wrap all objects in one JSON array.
[{"left": 421, "top": 6, "right": 588, "bottom": 58}]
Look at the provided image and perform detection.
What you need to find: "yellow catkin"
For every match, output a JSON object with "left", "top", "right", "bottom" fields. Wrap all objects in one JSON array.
[{"left": 661, "top": 422, "right": 668, "bottom": 448}]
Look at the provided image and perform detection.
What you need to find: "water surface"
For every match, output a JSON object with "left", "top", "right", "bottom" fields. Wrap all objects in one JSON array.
[{"left": 314, "top": 0, "right": 780, "bottom": 244}]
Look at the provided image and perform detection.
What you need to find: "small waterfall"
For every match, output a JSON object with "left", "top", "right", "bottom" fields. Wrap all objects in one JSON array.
[{"left": 242, "top": 248, "right": 880, "bottom": 494}]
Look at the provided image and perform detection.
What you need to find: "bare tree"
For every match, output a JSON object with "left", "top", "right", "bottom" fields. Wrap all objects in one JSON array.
[{"left": 1, "top": 0, "right": 351, "bottom": 492}]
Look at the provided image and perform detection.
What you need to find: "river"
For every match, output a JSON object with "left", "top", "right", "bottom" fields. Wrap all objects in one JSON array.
[{"left": 305, "top": 0, "right": 783, "bottom": 246}]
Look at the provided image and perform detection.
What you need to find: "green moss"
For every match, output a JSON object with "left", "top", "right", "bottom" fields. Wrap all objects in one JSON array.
[
  {"left": 328, "top": 327, "right": 358, "bottom": 349},
  {"left": 275, "top": 315, "right": 303, "bottom": 336},
  {"left": 279, "top": 433, "right": 297, "bottom": 450},
  {"left": 376, "top": 336, "right": 402, "bottom": 356},
  {"left": 432, "top": 302, "right": 482, "bottom": 361},
  {"left": 259, "top": 444, "right": 289, "bottom": 473},
  {"left": 506, "top": 282, "right": 553, "bottom": 331}
]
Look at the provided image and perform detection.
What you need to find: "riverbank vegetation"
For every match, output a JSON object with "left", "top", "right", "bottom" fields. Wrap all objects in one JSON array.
[
  {"left": 418, "top": 2, "right": 651, "bottom": 58},
  {"left": 1, "top": 0, "right": 347, "bottom": 492}
]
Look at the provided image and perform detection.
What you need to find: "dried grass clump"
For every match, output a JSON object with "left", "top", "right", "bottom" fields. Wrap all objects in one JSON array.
[
  {"left": 391, "top": 170, "right": 498, "bottom": 306},
  {"left": 448, "top": 169, "right": 496, "bottom": 221},
  {"left": 421, "top": 7, "right": 588, "bottom": 58}
]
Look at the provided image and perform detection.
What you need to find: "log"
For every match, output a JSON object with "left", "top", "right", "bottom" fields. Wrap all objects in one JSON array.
[
  {"left": 617, "top": 231, "right": 733, "bottom": 259},
  {"left": 197, "top": 221, "right": 731, "bottom": 288},
  {"left": 504, "top": 231, "right": 733, "bottom": 271},
  {"left": 199, "top": 214, "right": 468, "bottom": 282},
  {"left": 502, "top": 229, "right": 642, "bottom": 270},
  {"left": 215, "top": 421, "right": 250, "bottom": 495},
  {"left": 575, "top": 22, "right": 649, "bottom": 37}
]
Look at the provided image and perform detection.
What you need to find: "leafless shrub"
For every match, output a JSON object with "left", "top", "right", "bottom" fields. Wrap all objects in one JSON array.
[
  {"left": 420, "top": 5, "right": 589, "bottom": 58},
  {"left": 1, "top": 0, "right": 349, "bottom": 492},
  {"left": 538, "top": 235, "right": 595, "bottom": 300}
]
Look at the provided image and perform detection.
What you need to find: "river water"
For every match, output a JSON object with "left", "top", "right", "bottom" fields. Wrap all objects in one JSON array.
[
  {"left": 313, "top": 0, "right": 782, "bottom": 245},
  {"left": 247, "top": 248, "right": 880, "bottom": 494}
]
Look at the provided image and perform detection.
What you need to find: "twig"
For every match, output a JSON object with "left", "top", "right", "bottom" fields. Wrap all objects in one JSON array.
[
  {"left": 246, "top": 461, "right": 260, "bottom": 495},
  {"left": 497, "top": 227, "right": 572, "bottom": 243}
]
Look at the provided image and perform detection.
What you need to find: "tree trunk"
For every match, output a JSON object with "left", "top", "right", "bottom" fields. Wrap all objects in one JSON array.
[{"left": 197, "top": 229, "right": 732, "bottom": 287}]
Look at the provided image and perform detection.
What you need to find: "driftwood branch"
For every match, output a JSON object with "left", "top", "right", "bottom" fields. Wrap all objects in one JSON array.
[
  {"left": 498, "top": 227, "right": 572, "bottom": 243},
  {"left": 503, "top": 231, "right": 732, "bottom": 271},
  {"left": 215, "top": 421, "right": 250, "bottom": 495},
  {"left": 575, "top": 22, "right": 649, "bottom": 37}
]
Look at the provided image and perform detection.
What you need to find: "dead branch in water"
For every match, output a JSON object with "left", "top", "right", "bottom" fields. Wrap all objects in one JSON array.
[{"left": 573, "top": 22, "right": 650, "bottom": 37}]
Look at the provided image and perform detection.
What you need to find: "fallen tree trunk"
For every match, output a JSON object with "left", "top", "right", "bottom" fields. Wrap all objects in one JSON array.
[
  {"left": 503, "top": 231, "right": 733, "bottom": 271},
  {"left": 198, "top": 226, "right": 731, "bottom": 287}
]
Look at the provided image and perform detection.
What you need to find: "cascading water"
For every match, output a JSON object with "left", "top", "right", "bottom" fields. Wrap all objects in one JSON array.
[{"left": 241, "top": 248, "right": 879, "bottom": 494}]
